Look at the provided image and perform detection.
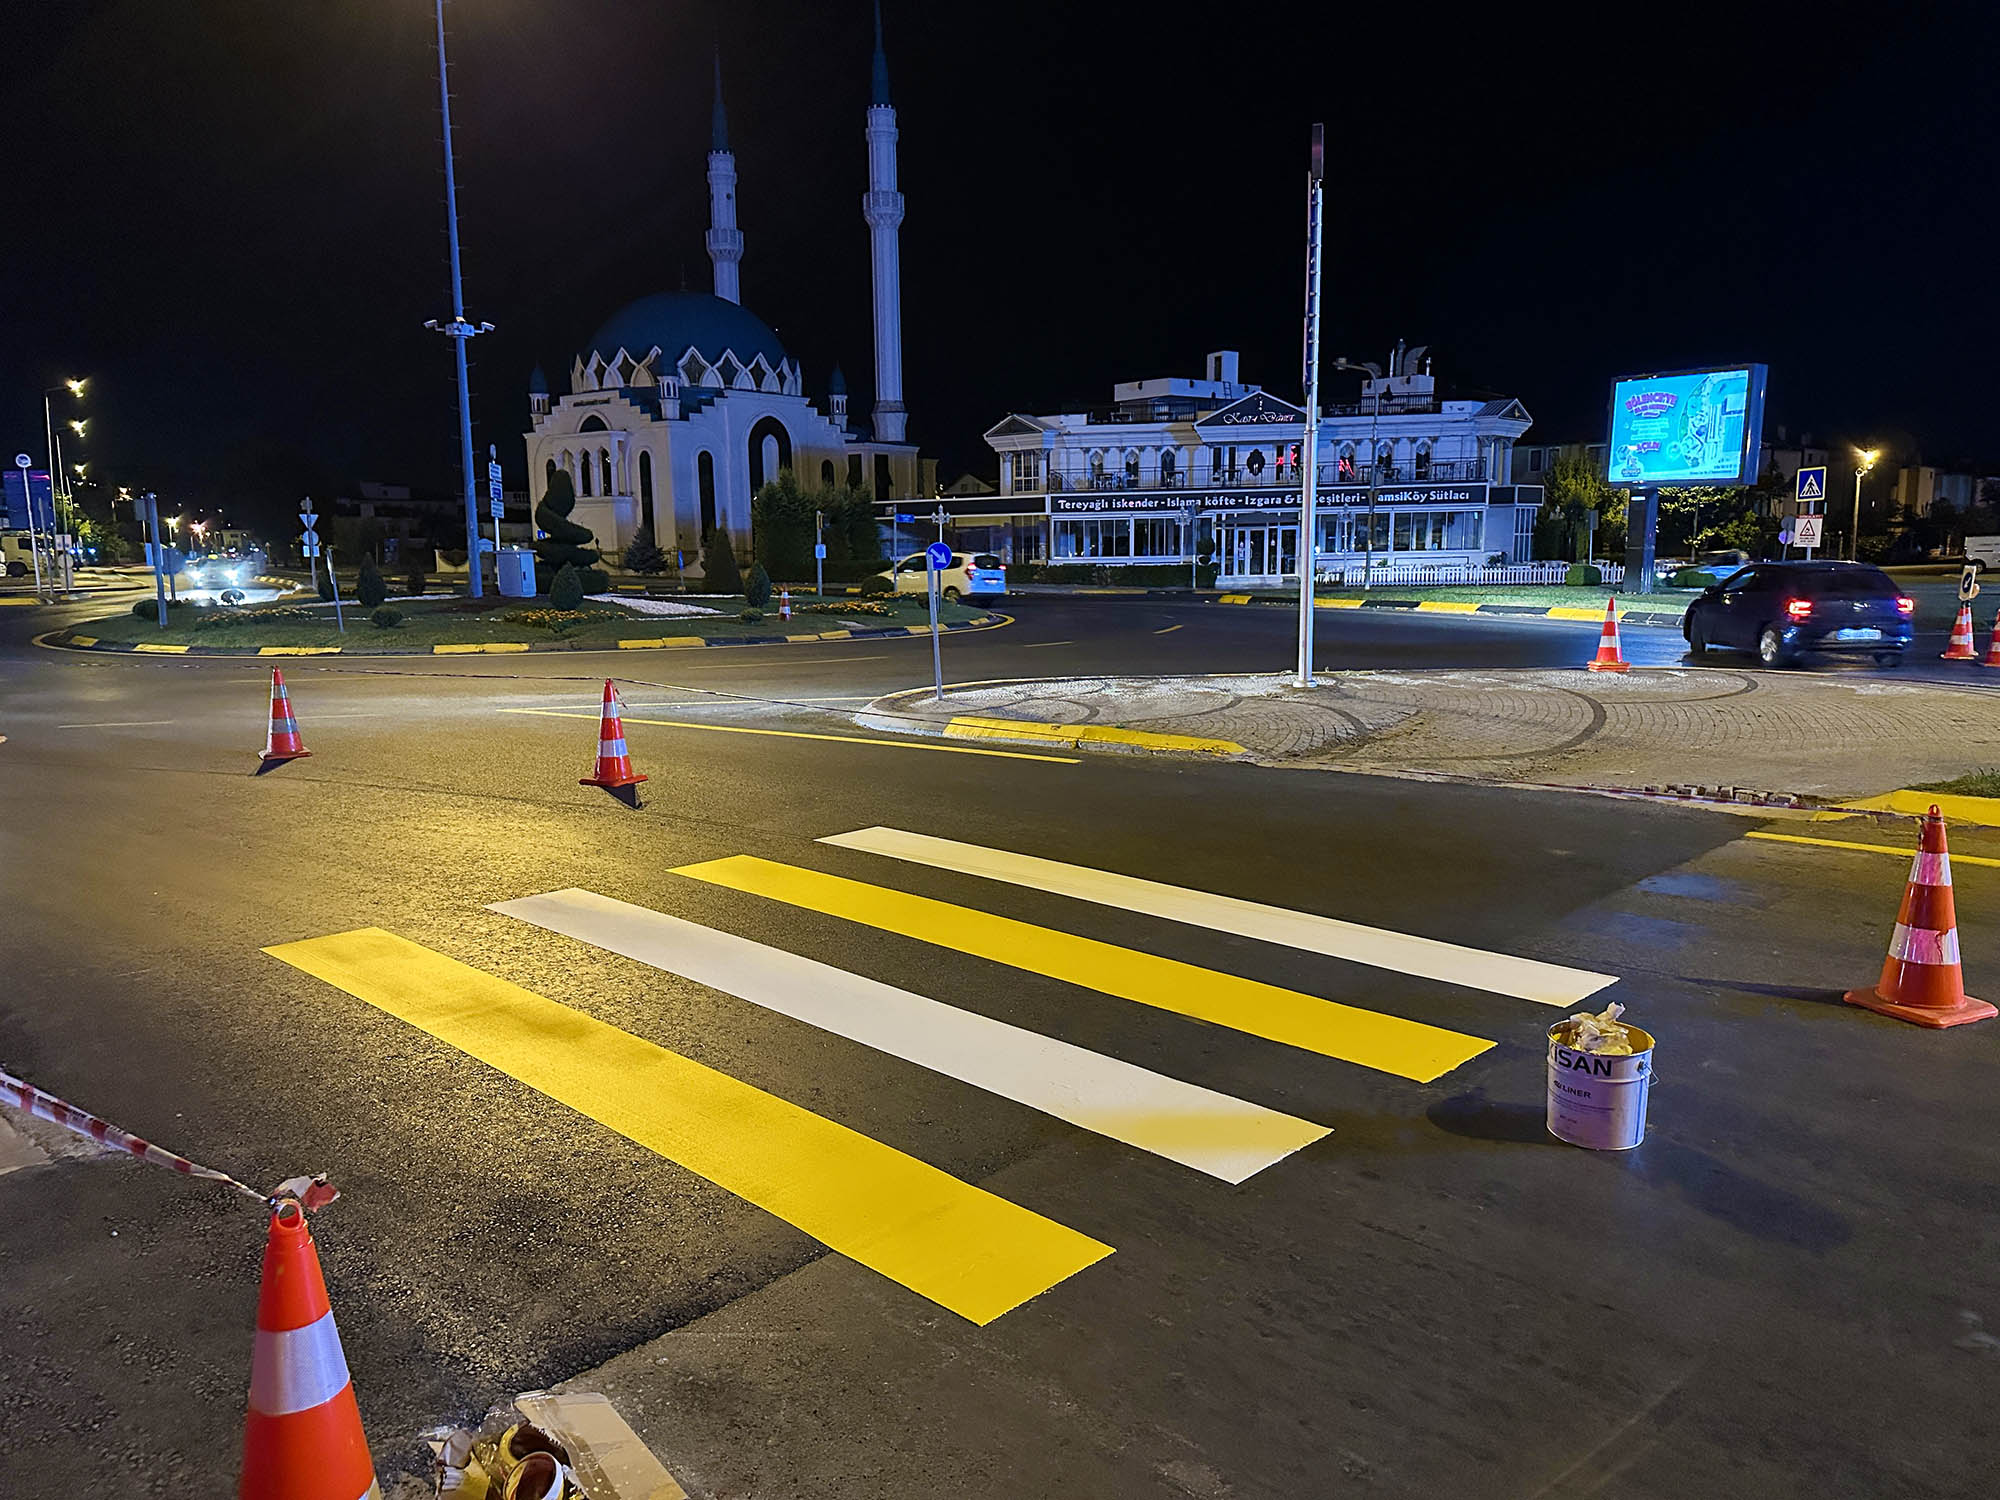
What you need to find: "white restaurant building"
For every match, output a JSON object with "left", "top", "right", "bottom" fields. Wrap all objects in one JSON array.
[{"left": 962, "top": 346, "right": 1545, "bottom": 584}]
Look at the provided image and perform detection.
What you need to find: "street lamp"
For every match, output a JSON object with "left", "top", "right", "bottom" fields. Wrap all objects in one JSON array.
[
  {"left": 42, "top": 378, "right": 84, "bottom": 535},
  {"left": 1851, "top": 447, "right": 1879, "bottom": 561},
  {"left": 1332, "top": 358, "right": 1385, "bottom": 589}
]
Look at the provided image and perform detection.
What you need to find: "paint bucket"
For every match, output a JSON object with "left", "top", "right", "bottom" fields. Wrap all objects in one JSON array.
[{"left": 1545, "top": 1020, "right": 1654, "bottom": 1150}]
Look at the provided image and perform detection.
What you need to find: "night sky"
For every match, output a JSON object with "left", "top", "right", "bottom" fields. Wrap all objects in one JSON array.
[{"left": 4, "top": 1, "right": 1992, "bottom": 525}]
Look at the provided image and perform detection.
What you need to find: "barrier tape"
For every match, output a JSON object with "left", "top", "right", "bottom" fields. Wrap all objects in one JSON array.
[{"left": 0, "top": 1065, "right": 336, "bottom": 1211}]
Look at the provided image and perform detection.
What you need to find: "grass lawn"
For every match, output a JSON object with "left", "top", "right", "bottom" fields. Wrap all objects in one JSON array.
[
  {"left": 73, "top": 594, "right": 990, "bottom": 651},
  {"left": 1910, "top": 768, "right": 2000, "bottom": 799}
]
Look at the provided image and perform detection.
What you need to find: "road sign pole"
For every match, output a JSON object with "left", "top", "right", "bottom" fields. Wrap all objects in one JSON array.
[
  {"left": 929, "top": 567, "right": 943, "bottom": 703},
  {"left": 815, "top": 508, "right": 825, "bottom": 599},
  {"left": 325, "top": 545, "right": 345, "bottom": 633}
]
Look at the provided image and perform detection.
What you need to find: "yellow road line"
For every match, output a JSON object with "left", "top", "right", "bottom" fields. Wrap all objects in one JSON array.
[
  {"left": 943, "top": 715, "right": 1244, "bottom": 756},
  {"left": 1154, "top": 624, "right": 1183, "bottom": 634},
  {"left": 433, "top": 641, "right": 532, "bottom": 654},
  {"left": 131, "top": 642, "right": 190, "bottom": 654},
  {"left": 503, "top": 708, "right": 1080, "bottom": 763},
  {"left": 1833, "top": 789, "right": 2000, "bottom": 828},
  {"left": 263, "top": 928, "right": 1110, "bottom": 1324},
  {"left": 671, "top": 857, "right": 1495, "bottom": 1083},
  {"left": 1745, "top": 831, "right": 2000, "bottom": 868}
]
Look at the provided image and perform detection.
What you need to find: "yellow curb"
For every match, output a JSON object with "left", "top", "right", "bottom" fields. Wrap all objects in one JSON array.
[
  {"left": 132, "top": 642, "right": 190, "bottom": 654},
  {"left": 616, "top": 636, "right": 704, "bottom": 649},
  {"left": 1835, "top": 789, "right": 2000, "bottom": 828},
  {"left": 68, "top": 635, "right": 97, "bottom": 647},
  {"left": 817, "top": 629, "right": 854, "bottom": 640},
  {"left": 1414, "top": 601, "right": 1481, "bottom": 614},
  {"left": 432, "top": 642, "right": 532, "bottom": 654},
  {"left": 784, "top": 632, "right": 822, "bottom": 643},
  {"left": 1313, "top": 598, "right": 1365, "bottom": 609},
  {"left": 943, "top": 714, "right": 1245, "bottom": 756},
  {"left": 1216, "top": 593, "right": 1253, "bottom": 605},
  {"left": 1545, "top": 606, "right": 1607, "bottom": 621},
  {"left": 258, "top": 645, "right": 343, "bottom": 656}
]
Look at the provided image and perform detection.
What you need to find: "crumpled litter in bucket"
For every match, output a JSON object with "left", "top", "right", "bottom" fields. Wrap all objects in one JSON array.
[{"left": 1563, "top": 1000, "right": 1637, "bottom": 1055}]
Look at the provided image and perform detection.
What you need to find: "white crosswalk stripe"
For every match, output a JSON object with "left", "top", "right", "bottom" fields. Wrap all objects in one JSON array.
[
  {"left": 490, "top": 887, "right": 1330, "bottom": 1183},
  {"left": 818, "top": 826, "right": 1615, "bottom": 1009}
]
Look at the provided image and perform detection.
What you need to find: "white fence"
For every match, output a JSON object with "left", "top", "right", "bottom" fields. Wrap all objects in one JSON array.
[{"left": 1313, "top": 561, "right": 1624, "bottom": 588}]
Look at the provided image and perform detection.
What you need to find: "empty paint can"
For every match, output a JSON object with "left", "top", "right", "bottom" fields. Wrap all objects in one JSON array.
[{"left": 1545, "top": 1020, "right": 1654, "bottom": 1150}]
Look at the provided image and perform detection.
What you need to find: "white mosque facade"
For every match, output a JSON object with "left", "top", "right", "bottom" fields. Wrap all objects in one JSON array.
[{"left": 523, "top": 17, "right": 928, "bottom": 572}]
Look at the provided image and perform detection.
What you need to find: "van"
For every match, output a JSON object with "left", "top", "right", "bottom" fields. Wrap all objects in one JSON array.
[{"left": 1967, "top": 535, "right": 2000, "bottom": 574}]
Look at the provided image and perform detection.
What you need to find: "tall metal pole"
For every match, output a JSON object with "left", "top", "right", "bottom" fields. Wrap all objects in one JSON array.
[
  {"left": 1295, "top": 125, "right": 1325, "bottom": 688},
  {"left": 431, "top": 0, "right": 490, "bottom": 598}
]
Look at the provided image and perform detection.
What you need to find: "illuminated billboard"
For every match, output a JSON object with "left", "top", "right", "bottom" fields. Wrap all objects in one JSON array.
[{"left": 1605, "top": 364, "right": 1767, "bottom": 487}]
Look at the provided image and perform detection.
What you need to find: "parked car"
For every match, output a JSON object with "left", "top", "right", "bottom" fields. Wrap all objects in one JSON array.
[
  {"left": 1966, "top": 535, "right": 2000, "bottom": 575},
  {"left": 879, "top": 551, "right": 1007, "bottom": 602},
  {"left": 1682, "top": 560, "right": 1914, "bottom": 667}
]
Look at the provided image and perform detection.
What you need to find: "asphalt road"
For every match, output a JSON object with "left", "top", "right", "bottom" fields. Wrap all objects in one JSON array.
[{"left": 2, "top": 585, "right": 1997, "bottom": 1498}]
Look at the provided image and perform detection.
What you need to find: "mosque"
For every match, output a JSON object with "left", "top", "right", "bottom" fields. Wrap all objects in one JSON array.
[{"left": 522, "top": 7, "right": 929, "bottom": 571}]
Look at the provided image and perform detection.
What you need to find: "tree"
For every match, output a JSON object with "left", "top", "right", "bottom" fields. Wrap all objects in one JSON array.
[
  {"left": 355, "top": 556, "right": 388, "bottom": 607},
  {"left": 624, "top": 523, "right": 666, "bottom": 575},
  {"left": 534, "top": 470, "right": 607, "bottom": 592},
  {"left": 702, "top": 526, "right": 742, "bottom": 594},
  {"left": 751, "top": 472, "right": 882, "bottom": 578},
  {"left": 1539, "top": 449, "right": 1622, "bottom": 560},
  {"left": 745, "top": 561, "right": 772, "bottom": 609},
  {"left": 549, "top": 562, "right": 584, "bottom": 609}
]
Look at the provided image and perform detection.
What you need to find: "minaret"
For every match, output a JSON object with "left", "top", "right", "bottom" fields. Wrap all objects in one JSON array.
[
  {"left": 828, "top": 364, "right": 849, "bottom": 432},
  {"left": 862, "top": 1, "right": 906, "bottom": 443},
  {"left": 705, "top": 48, "right": 742, "bottom": 305},
  {"left": 527, "top": 363, "right": 550, "bottom": 419}
]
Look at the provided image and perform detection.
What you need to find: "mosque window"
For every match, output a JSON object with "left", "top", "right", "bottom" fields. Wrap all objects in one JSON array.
[
  {"left": 579, "top": 415, "right": 608, "bottom": 433},
  {"left": 821, "top": 459, "right": 836, "bottom": 487},
  {"left": 638, "top": 452, "right": 655, "bottom": 532},
  {"left": 579, "top": 451, "right": 593, "bottom": 495},
  {"left": 848, "top": 454, "right": 863, "bottom": 489},
  {"left": 697, "top": 451, "right": 717, "bottom": 534},
  {"left": 600, "top": 450, "right": 614, "bottom": 494},
  {"left": 681, "top": 354, "right": 707, "bottom": 387},
  {"left": 717, "top": 354, "right": 743, "bottom": 388}
]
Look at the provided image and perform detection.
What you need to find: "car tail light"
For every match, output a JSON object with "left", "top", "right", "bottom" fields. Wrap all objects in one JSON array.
[
  {"left": 1897, "top": 596, "right": 1916, "bottom": 615},
  {"left": 1785, "top": 598, "right": 1813, "bottom": 621}
]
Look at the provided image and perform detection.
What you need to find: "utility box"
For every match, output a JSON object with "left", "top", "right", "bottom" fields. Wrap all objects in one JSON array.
[{"left": 496, "top": 547, "right": 537, "bottom": 598}]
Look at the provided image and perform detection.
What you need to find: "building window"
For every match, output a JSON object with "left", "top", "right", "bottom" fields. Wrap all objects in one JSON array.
[
  {"left": 821, "top": 459, "right": 836, "bottom": 487},
  {"left": 1391, "top": 510, "right": 1484, "bottom": 552},
  {"left": 1052, "top": 517, "right": 1134, "bottom": 558},
  {"left": 697, "top": 450, "right": 716, "bottom": 534},
  {"left": 847, "top": 453, "right": 864, "bottom": 489},
  {"left": 580, "top": 414, "right": 608, "bottom": 433},
  {"left": 746, "top": 416, "right": 792, "bottom": 491},
  {"left": 1124, "top": 449, "right": 1140, "bottom": 486},
  {"left": 1160, "top": 449, "right": 1178, "bottom": 484},
  {"left": 874, "top": 453, "right": 892, "bottom": 503},
  {"left": 1414, "top": 444, "right": 1431, "bottom": 479},
  {"left": 601, "top": 449, "right": 614, "bottom": 495},
  {"left": 579, "top": 450, "right": 593, "bottom": 495},
  {"left": 1528, "top": 449, "right": 1544, "bottom": 473},
  {"left": 545, "top": 457, "right": 558, "bottom": 487},
  {"left": 1009, "top": 450, "right": 1043, "bottom": 493},
  {"left": 1131, "top": 518, "right": 1183, "bottom": 557},
  {"left": 638, "top": 451, "right": 655, "bottom": 532}
]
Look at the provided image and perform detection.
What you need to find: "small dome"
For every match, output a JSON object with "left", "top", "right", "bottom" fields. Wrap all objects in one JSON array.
[
  {"left": 528, "top": 363, "right": 549, "bottom": 395},
  {"left": 587, "top": 292, "right": 787, "bottom": 372},
  {"left": 828, "top": 363, "right": 847, "bottom": 395}
]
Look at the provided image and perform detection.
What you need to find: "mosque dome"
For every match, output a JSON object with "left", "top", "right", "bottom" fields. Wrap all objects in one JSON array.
[{"left": 586, "top": 291, "right": 788, "bottom": 370}]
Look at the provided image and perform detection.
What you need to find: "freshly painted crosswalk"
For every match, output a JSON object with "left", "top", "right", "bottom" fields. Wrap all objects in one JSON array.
[
  {"left": 818, "top": 827, "right": 1616, "bottom": 1008},
  {"left": 670, "top": 856, "right": 1495, "bottom": 1083},
  {"left": 489, "top": 888, "right": 1329, "bottom": 1183},
  {"left": 262, "top": 927, "right": 1110, "bottom": 1325}
]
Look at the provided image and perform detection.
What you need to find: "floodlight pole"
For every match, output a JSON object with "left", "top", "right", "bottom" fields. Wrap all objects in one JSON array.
[
  {"left": 429, "top": 0, "right": 492, "bottom": 598},
  {"left": 1295, "top": 125, "right": 1325, "bottom": 689}
]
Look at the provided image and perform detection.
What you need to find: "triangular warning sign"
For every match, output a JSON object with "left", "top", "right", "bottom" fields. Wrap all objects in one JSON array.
[{"left": 1799, "top": 472, "right": 1824, "bottom": 499}]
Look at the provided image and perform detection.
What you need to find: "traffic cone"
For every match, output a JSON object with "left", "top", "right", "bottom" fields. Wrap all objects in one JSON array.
[
  {"left": 1844, "top": 806, "right": 1995, "bottom": 1029},
  {"left": 1585, "top": 597, "right": 1629, "bottom": 673},
  {"left": 1980, "top": 609, "right": 2000, "bottom": 668},
  {"left": 241, "top": 1201, "right": 381, "bottom": 1500},
  {"left": 1941, "top": 604, "right": 1979, "bottom": 660},
  {"left": 260, "top": 668, "right": 312, "bottom": 764},
  {"left": 779, "top": 587, "right": 792, "bottom": 621},
  {"left": 580, "top": 679, "right": 647, "bottom": 790}
]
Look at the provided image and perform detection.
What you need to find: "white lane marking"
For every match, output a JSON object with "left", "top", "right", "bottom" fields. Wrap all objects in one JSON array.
[
  {"left": 56, "top": 720, "right": 178, "bottom": 729},
  {"left": 490, "top": 888, "right": 1328, "bottom": 1183},
  {"left": 1022, "top": 640, "right": 1074, "bottom": 648},
  {"left": 819, "top": 827, "right": 1617, "bottom": 1009}
]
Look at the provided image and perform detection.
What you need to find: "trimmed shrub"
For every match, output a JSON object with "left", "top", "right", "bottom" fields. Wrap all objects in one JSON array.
[
  {"left": 130, "top": 596, "right": 192, "bottom": 620},
  {"left": 370, "top": 605, "right": 404, "bottom": 629},
  {"left": 744, "top": 562, "right": 773, "bottom": 609},
  {"left": 404, "top": 567, "right": 429, "bottom": 596},
  {"left": 579, "top": 565, "right": 611, "bottom": 595},
  {"left": 855, "top": 573, "right": 896, "bottom": 597},
  {"left": 1195, "top": 555, "right": 1221, "bottom": 589},
  {"left": 738, "top": 608, "right": 765, "bottom": 623},
  {"left": 315, "top": 565, "right": 336, "bottom": 601},
  {"left": 356, "top": 557, "right": 388, "bottom": 608},
  {"left": 549, "top": 562, "right": 585, "bottom": 610},
  {"left": 533, "top": 470, "right": 602, "bottom": 579},
  {"left": 702, "top": 527, "right": 742, "bottom": 594},
  {"left": 1564, "top": 562, "right": 1604, "bottom": 586}
]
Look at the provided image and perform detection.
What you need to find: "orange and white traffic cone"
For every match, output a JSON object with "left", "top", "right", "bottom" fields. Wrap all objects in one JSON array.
[
  {"left": 779, "top": 588, "right": 792, "bottom": 621},
  {"left": 580, "top": 679, "right": 647, "bottom": 790},
  {"left": 1585, "top": 597, "right": 1629, "bottom": 673},
  {"left": 1941, "top": 604, "right": 1979, "bottom": 660},
  {"left": 1844, "top": 805, "right": 1995, "bottom": 1028},
  {"left": 261, "top": 668, "right": 312, "bottom": 764},
  {"left": 241, "top": 1200, "right": 381, "bottom": 1500},
  {"left": 1980, "top": 608, "right": 2000, "bottom": 668}
]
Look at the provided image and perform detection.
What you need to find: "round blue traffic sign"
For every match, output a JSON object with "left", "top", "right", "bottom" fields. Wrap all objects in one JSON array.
[{"left": 926, "top": 541, "right": 952, "bottom": 569}]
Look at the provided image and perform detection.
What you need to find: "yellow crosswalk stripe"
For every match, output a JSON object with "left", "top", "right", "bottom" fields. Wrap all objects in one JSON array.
[
  {"left": 263, "top": 928, "right": 1111, "bottom": 1324},
  {"left": 670, "top": 858, "right": 1494, "bottom": 1083}
]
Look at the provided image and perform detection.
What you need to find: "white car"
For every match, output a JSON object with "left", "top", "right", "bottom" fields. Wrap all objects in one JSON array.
[
  {"left": 1967, "top": 535, "right": 2000, "bottom": 575},
  {"left": 880, "top": 551, "right": 1007, "bottom": 602}
]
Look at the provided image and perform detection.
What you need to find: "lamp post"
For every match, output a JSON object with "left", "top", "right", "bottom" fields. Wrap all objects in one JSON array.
[
  {"left": 426, "top": 0, "right": 494, "bottom": 598},
  {"left": 1851, "top": 447, "right": 1879, "bottom": 561},
  {"left": 1294, "top": 124, "right": 1325, "bottom": 688},
  {"left": 1332, "top": 358, "right": 1385, "bottom": 589}
]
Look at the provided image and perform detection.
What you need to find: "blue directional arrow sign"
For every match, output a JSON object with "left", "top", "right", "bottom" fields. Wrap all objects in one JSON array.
[
  {"left": 895, "top": 512, "right": 915, "bottom": 524},
  {"left": 926, "top": 541, "right": 952, "bottom": 569},
  {"left": 1795, "top": 466, "right": 1827, "bottom": 503}
]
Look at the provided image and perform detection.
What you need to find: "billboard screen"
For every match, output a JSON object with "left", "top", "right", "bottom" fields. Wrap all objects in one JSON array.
[
  {"left": 1605, "top": 364, "right": 1767, "bottom": 487},
  {"left": 2, "top": 467, "right": 55, "bottom": 530}
]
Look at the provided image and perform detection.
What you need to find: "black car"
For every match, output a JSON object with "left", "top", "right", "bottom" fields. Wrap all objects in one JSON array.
[{"left": 1682, "top": 561, "right": 1914, "bottom": 667}]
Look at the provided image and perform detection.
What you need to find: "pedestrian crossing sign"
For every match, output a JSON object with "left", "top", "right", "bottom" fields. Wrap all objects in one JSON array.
[{"left": 1796, "top": 466, "right": 1827, "bottom": 502}]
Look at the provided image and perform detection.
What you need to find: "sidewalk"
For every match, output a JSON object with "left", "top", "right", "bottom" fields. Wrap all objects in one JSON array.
[{"left": 863, "top": 668, "right": 2000, "bottom": 802}]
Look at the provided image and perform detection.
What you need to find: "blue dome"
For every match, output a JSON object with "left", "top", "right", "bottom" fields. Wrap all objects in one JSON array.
[{"left": 587, "top": 292, "right": 787, "bottom": 370}]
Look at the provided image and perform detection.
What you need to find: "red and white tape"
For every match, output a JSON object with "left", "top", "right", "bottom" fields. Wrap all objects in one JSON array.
[{"left": 0, "top": 1065, "right": 336, "bottom": 1210}]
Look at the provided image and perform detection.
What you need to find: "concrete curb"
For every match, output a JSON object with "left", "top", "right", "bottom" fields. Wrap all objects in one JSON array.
[{"left": 35, "top": 613, "right": 1008, "bottom": 659}]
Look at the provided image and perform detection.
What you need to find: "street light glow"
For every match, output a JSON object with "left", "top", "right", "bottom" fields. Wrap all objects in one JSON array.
[
  {"left": 65, "top": 379, "right": 85, "bottom": 397},
  {"left": 1856, "top": 447, "right": 1879, "bottom": 473},
  {"left": 69, "top": 420, "right": 86, "bottom": 437}
]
